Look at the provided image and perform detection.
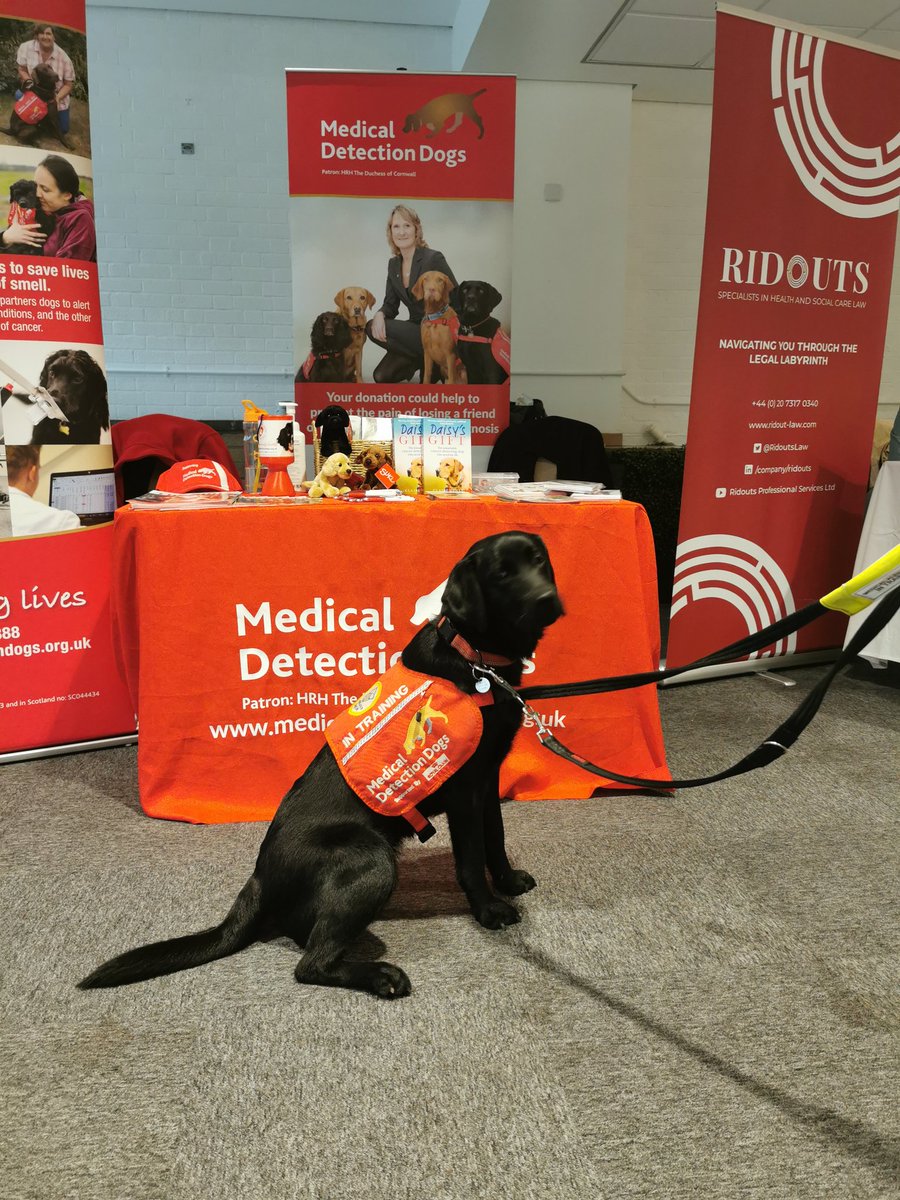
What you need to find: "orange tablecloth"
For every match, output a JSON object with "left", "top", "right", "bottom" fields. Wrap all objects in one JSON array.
[{"left": 111, "top": 497, "right": 670, "bottom": 822}]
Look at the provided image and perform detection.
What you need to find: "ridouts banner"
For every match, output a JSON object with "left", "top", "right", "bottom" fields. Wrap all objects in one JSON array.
[
  {"left": 285, "top": 71, "right": 515, "bottom": 445},
  {"left": 667, "top": 6, "right": 900, "bottom": 668},
  {"left": 0, "top": 0, "right": 134, "bottom": 753}
]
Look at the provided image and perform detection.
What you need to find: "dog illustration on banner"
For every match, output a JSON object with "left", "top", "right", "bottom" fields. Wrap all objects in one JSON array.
[{"left": 402, "top": 89, "right": 487, "bottom": 139}]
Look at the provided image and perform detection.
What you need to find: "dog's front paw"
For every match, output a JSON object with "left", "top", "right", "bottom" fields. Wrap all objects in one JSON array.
[
  {"left": 495, "top": 869, "right": 536, "bottom": 896},
  {"left": 365, "top": 962, "right": 412, "bottom": 999},
  {"left": 475, "top": 899, "right": 520, "bottom": 930}
]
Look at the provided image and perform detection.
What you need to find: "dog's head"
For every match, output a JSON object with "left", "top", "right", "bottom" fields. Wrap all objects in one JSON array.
[
  {"left": 362, "top": 446, "right": 389, "bottom": 473},
  {"left": 441, "top": 531, "right": 564, "bottom": 659},
  {"left": 409, "top": 458, "right": 423, "bottom": 480},
  {"left": 402, "top": 111, "right": 422, "bottom": 134},
  {"left": 334, "top": 287, "right": 376, "bottom": 327},
  {"left": 411, "top": 271, "right": 453, "bottom": 310},
  {"left": 9, "top": 178, "right": 39, "bottom": 207},
  {"left": 29, "top": 62, "right": 59, "bottom": 100},
  {"left": 320, "top": 452, "right": 353, "bottom": 483},
  {"left": 314, "top": 404, "right": 352, "bottom": 454},
  {"left": 457, "top": 280, "right": 502, "bottom": 324},
  {"left": 311, "top": 311, "right": 352, "bottom": 354},
  {"left": 438, "top": 458, "right": 464, "bottom": 483},
  {"left": 38, "top": 349, "right": 109, "bottom": 431}
]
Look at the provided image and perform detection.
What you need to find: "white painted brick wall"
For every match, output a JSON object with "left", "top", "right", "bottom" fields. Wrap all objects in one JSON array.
[
  {"left": 623, "top": 100, "right": 900, "bottom": 447},
  {"left": 85, "top": 8, "right": 449, "bottom": 420}
]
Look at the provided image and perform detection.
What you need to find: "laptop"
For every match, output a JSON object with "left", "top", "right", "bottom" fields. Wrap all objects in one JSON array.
[{"left": 48, "top": 468, "right": 117, "bottom": 526}]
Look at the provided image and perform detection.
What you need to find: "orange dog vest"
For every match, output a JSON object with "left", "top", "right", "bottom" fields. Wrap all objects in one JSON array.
[{"left": 325, "top": 663, "right": 485, "bottom": 840}]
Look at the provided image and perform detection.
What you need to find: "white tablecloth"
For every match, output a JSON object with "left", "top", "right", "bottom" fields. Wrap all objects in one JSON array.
[{"left": 844, "top": 461, "right": 900, "bottom": 667}]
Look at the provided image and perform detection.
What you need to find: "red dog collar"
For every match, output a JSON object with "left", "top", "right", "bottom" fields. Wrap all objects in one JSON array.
[{"left": 436, "top": 616, "right": 518, "bottom": 668}]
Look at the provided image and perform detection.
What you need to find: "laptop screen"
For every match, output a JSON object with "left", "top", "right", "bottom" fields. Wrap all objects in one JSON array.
[{"left": 48, "top": 469, "right": 117, "bottom": 520}]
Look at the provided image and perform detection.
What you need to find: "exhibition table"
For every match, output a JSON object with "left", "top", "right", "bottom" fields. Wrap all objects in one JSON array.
[
  {"left": 111, "top": 496, "right": 670, "bottom": 823},
  {"left": 844, "top": 462, "right": 900, "bottom": 667}
]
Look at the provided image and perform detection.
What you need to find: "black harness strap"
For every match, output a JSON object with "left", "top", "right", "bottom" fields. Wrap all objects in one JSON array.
[{"left": 497, "top": 584, "right": 900, "bottom": 793}]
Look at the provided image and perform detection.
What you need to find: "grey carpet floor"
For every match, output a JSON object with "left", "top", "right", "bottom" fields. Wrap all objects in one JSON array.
[{"left": 1, "top": 664, "right": 897, "bottom": 1199}]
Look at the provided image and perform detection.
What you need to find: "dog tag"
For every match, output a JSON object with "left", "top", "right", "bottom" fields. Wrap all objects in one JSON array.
[{"left": 475, "top": 676, "right": 491, "bottom": 694}]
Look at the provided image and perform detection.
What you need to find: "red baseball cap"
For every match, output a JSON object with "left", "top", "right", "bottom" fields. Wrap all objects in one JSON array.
[{"left": 156, "top": 459, "right": 242, "bottom": 494}]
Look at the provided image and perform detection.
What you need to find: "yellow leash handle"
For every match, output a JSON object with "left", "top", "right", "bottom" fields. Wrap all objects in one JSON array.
[{"left": 820, "top": 544, "right": 900, "bottom": 615}]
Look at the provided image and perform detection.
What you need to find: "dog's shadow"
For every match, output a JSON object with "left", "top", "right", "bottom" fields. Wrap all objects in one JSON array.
[{"left": 262, "top": 847, "right": 469, "bottom": 962}]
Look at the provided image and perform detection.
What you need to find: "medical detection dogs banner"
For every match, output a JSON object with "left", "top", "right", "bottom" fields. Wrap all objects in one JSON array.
[
  {"left": 286, "top": 71, "right": 515, "bottom": 446},
  {"left": 667, "top": 7, "right": 900, "bottom": 669},
  {"left": 0, "top": 0, "right": 134, "bottom": 754}
]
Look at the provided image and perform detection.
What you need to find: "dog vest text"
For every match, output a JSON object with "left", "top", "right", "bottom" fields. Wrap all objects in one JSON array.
[
  {"left": 325, "top": 663, "right": 484, "bottom": 837},
  {"left": 14, "top": 92, "right": 48, "bottom": 125}
]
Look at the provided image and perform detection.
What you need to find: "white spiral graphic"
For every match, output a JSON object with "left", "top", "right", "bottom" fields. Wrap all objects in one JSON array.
[
  {"left": 672, "top": 535, "right": 797, "bottom": 658},
  {"left": 770, "top": 28, "right": 900, "bottom": 219}
]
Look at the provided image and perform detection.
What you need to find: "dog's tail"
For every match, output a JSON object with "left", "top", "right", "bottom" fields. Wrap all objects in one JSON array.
[{"left": 77, "top": 875, "right": 263, "bottom": 989}]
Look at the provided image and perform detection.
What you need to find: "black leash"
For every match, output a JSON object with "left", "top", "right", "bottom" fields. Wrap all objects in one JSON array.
[{"left": 478, "top": 576, "right": 900, "bottom": 793}]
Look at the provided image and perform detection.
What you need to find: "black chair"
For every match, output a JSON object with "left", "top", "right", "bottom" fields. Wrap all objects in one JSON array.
[{"left": 487, "top": 416, "right": 614, "bottom": 486}]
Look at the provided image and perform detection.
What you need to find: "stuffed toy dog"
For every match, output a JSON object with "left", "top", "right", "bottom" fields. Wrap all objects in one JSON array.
[
  {"left": 306, "top": 452, "right": 353, "bottom": 498},
  {"left": 361, "top": 446, "right": 393, "bottom": 490}
]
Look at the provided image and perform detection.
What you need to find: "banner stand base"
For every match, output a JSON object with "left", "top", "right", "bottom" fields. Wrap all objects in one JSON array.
[
  {"left": 0, "top": 733, "right": 138, "bottom": 766},
  {"left": 660, "top": 648, "right": 838, "bottom": 687},
  {"left": 754, "top": 670, "right": 798, "bottom": 688}
]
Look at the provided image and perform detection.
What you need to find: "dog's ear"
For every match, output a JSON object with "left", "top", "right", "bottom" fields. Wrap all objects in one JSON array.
[
  {"left": 486, "top": 284, "right": 502, "bottom": 309},
  {"left": 411, "top": 277, "right": 424, "bottom": 300},
  {"left": 38, "top": 349, "right": 63, "bottom": 390},
  {"left": 366, "top": 291, "right": 376, "bottom": 309},
  {"left": 441, "top": 554, "right": 487, "bottom": 634},
  {"left": 333, "top": 289, "right": 348, "bottom": 311}
]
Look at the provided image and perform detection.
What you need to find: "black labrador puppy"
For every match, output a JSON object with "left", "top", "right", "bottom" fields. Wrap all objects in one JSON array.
[
  {"left": 6, "top": 178, "right": 55, "bottom": 255},
  {"left": 456, "top": 280, "right": 509, "bottom": 385},
  {"left": 314, "top": 403, "right": 352, "bottom": 458},
  {"left": 79, "top": 531, "right": 564, "bottom": 999},
  {"left": 32, "top": 349, "right": 110, "bottom": 445}
]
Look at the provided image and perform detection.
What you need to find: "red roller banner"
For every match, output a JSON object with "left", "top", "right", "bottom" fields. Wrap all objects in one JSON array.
[
  {"left": 285, "top": 71, "right": 515, "bottom": 445},
  {"left": 0, "top": 0, "right": 135, "bottom": 754},
  {"left": 667, "top": 6, "right": 900, "bottom": 669}
]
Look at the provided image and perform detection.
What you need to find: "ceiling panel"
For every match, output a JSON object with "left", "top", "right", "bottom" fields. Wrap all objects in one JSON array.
[
  {"left": 632, "top": 0, "right": 761, "bottom": 13},
  {"left": 865, "top": 27, "right": 900, "bottom": 46},
  {"left": 587, "top": 13, "right": 715, "bottom": 67}
]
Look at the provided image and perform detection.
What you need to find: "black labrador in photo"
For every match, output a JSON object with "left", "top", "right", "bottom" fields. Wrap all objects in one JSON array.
[
  {"left": 6, "top": 63, "right": 70, "bottom": 149},
  {"left": 79, "top": 531, "right": 564, "bottom": 999},
  {"left": 296, "top": 312, "right": 355, "bottom": 384},
  {"left": 6, "top": 178, "right": 55, "bottom": 255},
  {"left": 314, "top": 403, "right": 352, "bottom": 458},
  {"left": 455, "top": 280, "right": 509, "bottom": 385},
  {"left": 32, "top": 348, "right": 110, "bottom": 445}
]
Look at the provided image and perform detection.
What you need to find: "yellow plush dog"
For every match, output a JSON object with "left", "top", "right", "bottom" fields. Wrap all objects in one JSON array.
[{"left": 306, "top": 452, "right": 353, "bottom": 498}]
